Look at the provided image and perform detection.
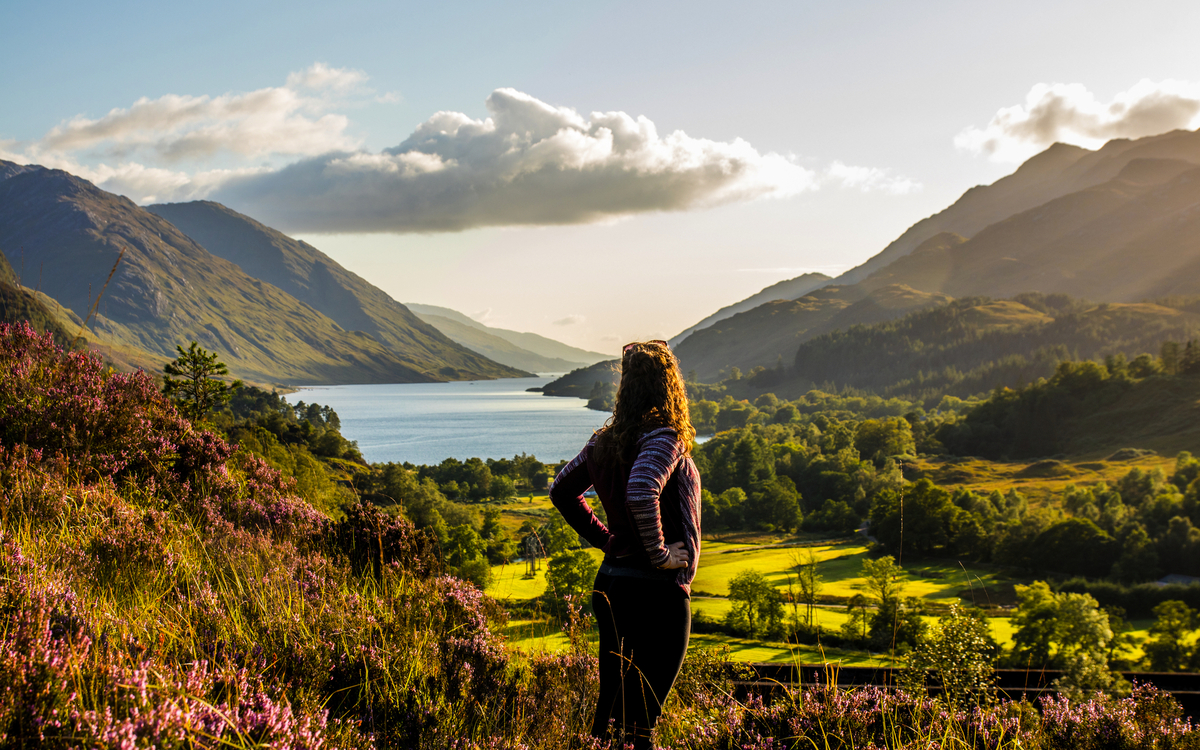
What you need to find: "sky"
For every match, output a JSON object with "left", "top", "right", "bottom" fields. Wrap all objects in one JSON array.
[{"left": 3, "top": 0, "right": 1200, "bottom": 355}]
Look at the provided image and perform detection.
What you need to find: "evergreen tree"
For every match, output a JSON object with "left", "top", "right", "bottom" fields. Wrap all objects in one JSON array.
[{"left": 162, "top": 341, "right": 242, "bottom": 422}]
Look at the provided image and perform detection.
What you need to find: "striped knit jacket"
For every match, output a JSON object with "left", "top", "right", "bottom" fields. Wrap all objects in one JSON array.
[{"left": 549, "top": 427, "right": 702, "bottom": 595}]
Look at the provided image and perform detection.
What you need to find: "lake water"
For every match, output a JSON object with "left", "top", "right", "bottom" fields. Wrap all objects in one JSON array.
[{"left": 285, "top": 377, "right": 609, "bottom": 466}]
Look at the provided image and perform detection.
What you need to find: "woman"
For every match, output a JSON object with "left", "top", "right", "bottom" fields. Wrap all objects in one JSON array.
[{"left": 549, "top": 340, "right": 701, "bottom": 749}]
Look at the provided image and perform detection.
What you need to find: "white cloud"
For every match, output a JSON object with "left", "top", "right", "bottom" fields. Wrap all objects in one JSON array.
[
  {"left": 213, "top": 88, "right": 820, "bottom": 232},
  {"left": 470, "top": 308, "right": 494, "bottom": 324},
  {"left": 823, "top": 161, "right": 921, "bottom": 194},
  {"left": 285, "top": 62, "right": 368, "bottom": 91},
  {"left": 38, "top": 72, "right": 361, "bottom": 163},
  {"left": 2, "top": 63, "right": 373, "bottom": 203},
  {"left": 553, "top": 314, "right": 585, "bottom": 326},
  {"left": 956, "top": 79, "right": 1200, "bottom": 163}
]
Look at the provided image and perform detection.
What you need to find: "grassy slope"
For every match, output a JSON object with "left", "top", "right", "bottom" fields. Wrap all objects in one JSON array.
[
  {"left": 539, "top": 360, "right": 619, "bottom": 399},
  {"left": 0, "top": 252, "right": 77, "bottom": 346},
  {"left": 737, "top": 296, "right": 1200, "bottom": 404}
]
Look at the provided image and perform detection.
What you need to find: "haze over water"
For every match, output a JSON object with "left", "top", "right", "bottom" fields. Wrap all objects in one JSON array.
[{"left": 285, "top": 377, "right": 609, "bottom": 465}]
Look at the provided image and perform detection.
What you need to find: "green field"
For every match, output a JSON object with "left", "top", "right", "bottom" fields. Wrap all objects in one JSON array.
[
  {"left": 691, "top": 540, "right": 1020, "bottom": 605},
  {"left": 490, "top": 536, "right": 1046, "bottom": 663}
]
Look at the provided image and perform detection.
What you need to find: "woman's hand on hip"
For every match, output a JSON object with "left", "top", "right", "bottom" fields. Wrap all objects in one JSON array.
[{"left": 659, "top": 541, "right": 690, "bottom": 570}]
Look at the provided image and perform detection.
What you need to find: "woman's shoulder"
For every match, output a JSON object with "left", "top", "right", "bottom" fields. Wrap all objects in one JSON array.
[{"left": 637, "top": 426, "right": 682, "bottom": 450}]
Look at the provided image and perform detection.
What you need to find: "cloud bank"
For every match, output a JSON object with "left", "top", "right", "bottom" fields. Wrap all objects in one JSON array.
[
  {"left": 957, "top": 79, "right": 1200, "bottom": 162},
  {"left": 41, "top": 64, "right": 364, "bottom": 164},
  {"left": 213, "top": 88, "right": 818, "bottom": 232},
  {"left": 3, "top": 68, "right": 919, "bottom": 228}
]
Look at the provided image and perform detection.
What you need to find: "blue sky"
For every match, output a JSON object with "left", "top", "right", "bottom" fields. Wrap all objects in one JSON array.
[{"left": 4, "top": 0, "right": 1200, "bottom": 353}]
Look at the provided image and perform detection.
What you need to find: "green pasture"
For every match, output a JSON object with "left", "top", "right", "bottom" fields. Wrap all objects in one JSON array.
[
  {"left": 490, "top": 493, "right": 557, "bottom": 535},
  {"left": 912, "top": 454, "right": 1178, "bottom": 508},
  {"left": 692, "top": 540, "right": 1020, "bottom": 606},
  {"left": 490, "top": 548, "right": 605, "bottom": 601},
  {"left": 503, "top": 618, "right": 575, "bottom": 653},
  {"left": 687, "top": 634, "right": 889, "bottom": 666},
  {"left": 502, "top": 619, "right": 889, "bottom": 667},
  {"left": 489, "top": 523, "right": 1151, "bottom": 666}
]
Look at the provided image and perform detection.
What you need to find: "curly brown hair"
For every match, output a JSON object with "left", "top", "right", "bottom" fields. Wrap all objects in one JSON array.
[{"left": 593, "top": 341, "right": 695, "bottom": 464}]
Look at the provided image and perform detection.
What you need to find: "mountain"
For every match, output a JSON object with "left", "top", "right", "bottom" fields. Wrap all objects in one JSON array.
[
  {"left": 673, "top": 284, "right": 952, "bottom": 381},
  {"left": 405, "top": 303, "right": 609, "bottom": 367},
  {"left": 144, "top": 200, "right": 527, "bottom": 380},
  {"left": 668, "top": 272, "right": 832, "bottom": 345},
  {"left": 0, "top": 163, "right": 517, "bottom": 385},
  {"left": 671, "top": 128, "right": 1200, "bottom": 383},
  {"left": 829, "top": 128, "right": 1200, "bottom": 289},
  {"left": 0, "top": 239, "right": 175, "bottom": 372},
  {"left": 855, "top": 157, "right": 1200, "bottom": 301}
]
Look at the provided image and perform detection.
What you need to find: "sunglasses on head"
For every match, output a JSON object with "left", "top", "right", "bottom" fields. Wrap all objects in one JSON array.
[{"left": 623, "top": 340, "right": 667, "bottom": 355}]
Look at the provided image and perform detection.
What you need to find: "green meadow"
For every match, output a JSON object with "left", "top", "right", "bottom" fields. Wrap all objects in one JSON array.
[{"left": 491, "top": 526, "right": 1046, "bottom": 664}]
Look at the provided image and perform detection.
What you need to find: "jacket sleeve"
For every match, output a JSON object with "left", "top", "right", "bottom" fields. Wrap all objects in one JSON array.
[
  {"left": 549, "top": 443, "right": 614, "bottom": 551},
  {"left": 625, "top": 429, "right": 684, "bottom": 567}
]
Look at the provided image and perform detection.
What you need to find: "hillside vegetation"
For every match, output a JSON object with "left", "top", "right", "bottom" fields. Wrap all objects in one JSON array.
[
  {"left": 0, "top": 321, "right": 598, "bottom": 747},
  {"left": 780, "top": 294, "right": 1200, "bottom": 401}
]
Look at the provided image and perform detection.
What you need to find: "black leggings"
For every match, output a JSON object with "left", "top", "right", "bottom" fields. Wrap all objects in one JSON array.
[{"left": 590, "top": 571, "right": 691, "bottom": 750}]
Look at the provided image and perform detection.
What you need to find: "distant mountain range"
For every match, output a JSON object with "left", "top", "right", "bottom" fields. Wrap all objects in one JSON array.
[
  {"left": 405, "top": 303, "right": 609, "bottom": 373},
  {"left": 0, "top": 162, "right": 529, "bottom": 385},
  {"left": 670, "top": 128, "right": 1200, "bottom": 383}
]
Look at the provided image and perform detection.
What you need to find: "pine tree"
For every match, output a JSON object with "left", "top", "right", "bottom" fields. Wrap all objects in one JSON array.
[{"left": 162, "top": 341, "right": 242, "bottom": 422}]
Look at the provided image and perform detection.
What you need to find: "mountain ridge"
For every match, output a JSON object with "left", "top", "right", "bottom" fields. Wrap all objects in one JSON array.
[{"left": 673, "top": 283, "right": 953, "bottom": 381}]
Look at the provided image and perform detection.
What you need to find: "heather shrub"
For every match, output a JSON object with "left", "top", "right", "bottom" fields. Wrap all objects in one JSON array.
[
  {"left": 1040, "top": 683, "right": 1200, "bottom": 750},
  {"left": 0, "top": 322, "right": 224, "bottom": 483}
]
